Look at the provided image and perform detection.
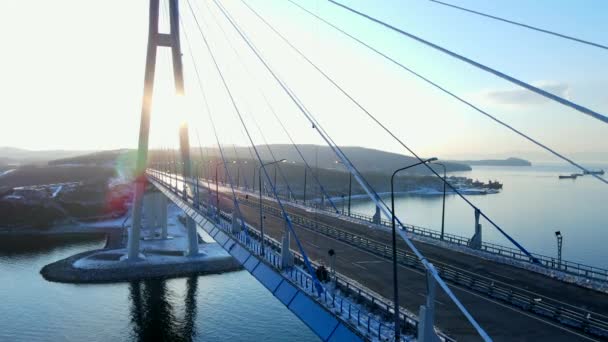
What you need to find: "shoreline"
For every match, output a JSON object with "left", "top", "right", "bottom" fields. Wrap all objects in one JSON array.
[{"left": 317, "top": 187, "right": 499, "bottom": 203}]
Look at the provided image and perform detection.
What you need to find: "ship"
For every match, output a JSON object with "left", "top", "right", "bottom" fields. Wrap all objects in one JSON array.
[
  {"left": 583, "top": 169, "right": 605, "bottom": 175},
  {"left": 487, "top": 180, "right": 503, "bottom": 190},
  {"left": 558, "top": 174, "right": 578, "bottom": 179}
]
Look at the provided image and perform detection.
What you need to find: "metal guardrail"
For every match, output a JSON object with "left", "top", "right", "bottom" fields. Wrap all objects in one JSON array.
[
  {"left": 280, "top": 194, "right": 608, "bottom": 284},
  {"left": 238, "top": 222, "right": 441, "bottom": 341},
  {"left": 154, "top": 169, "right": 608, "bottom": 284},
  {"left": 152, "top": 169, "right": 608, "bottom": 283},
  {"left": 149, "top": 174, "right": 451, "bottom": 341},
  {"left": 238, "top": 197, "right": 608, "bottom": 339}
]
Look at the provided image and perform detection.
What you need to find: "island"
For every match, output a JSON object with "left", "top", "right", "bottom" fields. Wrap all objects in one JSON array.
[{"left": 457, "top": 157, "right": 532, "bottom": 167}]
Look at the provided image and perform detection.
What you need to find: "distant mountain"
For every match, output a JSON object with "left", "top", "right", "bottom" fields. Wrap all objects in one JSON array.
[
  {"left": 456, "top": 157, "right": 532, "bottom": 167},
  {"left": 37, "top": 145, "right": 471, "bottom": 175},
  {"left": 199, "top": 145, "right": 470, "bottom": 174},
  {"left": 0, "top": 147, "right": 94, "bottom": 165},
  {"left": 49, "top": 149, "right": 134, "bottom": 166}
]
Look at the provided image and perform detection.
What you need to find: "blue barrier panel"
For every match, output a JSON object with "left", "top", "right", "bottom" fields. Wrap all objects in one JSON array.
[
  {"left": 328, "top": 323, "right": 362, "bottom": 342},
  {"left": 229, "top": 244, "right": 251, "bottom": 264},
  {"left": 213, "top": 231, "right": 229, "bottom": 246},
  {"left": 289, "top": 292, "right": 340, "bottom": 341},
  {"left": 252, "top": 263, "right": 284, "bottom": 292},
  {"left": 244, "top": 256, "right": 260, "bottom": 272},
  {"left": 223, "top": 239, "right": 236, "bottom": 250},
  {"left": 274, "top": 281, "right": 298, "bottom": 305}
]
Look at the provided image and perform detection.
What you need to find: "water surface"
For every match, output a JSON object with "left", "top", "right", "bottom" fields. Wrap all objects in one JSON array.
[
  {"left": 350, "top": 163, "right": 608, "bottom": 268},
  {"left": 0, "top": 235, "right": 319, "bottom": 342}
]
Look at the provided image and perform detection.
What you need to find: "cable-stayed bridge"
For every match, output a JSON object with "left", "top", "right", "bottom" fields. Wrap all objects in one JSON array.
[{"left": 109, "top": 0, "right": 608, "bottom": 341}]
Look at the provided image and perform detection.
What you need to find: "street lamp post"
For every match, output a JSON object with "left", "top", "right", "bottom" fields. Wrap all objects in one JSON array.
[
  {"left": 259, "top": 159, "right": 286, "bottom": 256},
  {"left": 252, "top": 167, "right": 256, "bottom": 192},
  {"left": 390, "top": 157, "right": 437, "bottom": 341},
  {"left": 212, "top": 161, "right": 223, "bottom": 217},
  {"left": 194, "top": 161, "right": 200, "bottom": 208},
  {"left": 303, "top": 167, "right": 307, "bottom": 204},
  {"left": 335, "top": 161, "right": 353, "bottom": 216},
  {"left": 435, "top": 163, "right": 447, "bottom": 240},
  {"left": 555, "top": 231, "right": 563, "bottom": 269},
  {"left": 235, "top": 160, "right": 246, "bottom": 189},
  {"left": 273, "top": 165, "right": 278, "bottom": 193},
  {"left": 347, "top": 173, "right": 352, "bottom": 216}
]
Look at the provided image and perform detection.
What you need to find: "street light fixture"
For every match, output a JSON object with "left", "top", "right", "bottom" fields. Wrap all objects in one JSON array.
[
  {"left": 434, "top": 162, "right": 447, "bottom": 240},
  {"left": 259, "top": 159, "right": 287, "bottom": 256},
  {"left": 390, "top": 157, "right": 437, "bottom": 340}
]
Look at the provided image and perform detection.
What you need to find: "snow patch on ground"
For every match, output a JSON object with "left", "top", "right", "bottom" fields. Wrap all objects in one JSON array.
[{"left": 73, "top": 202, "right": 233, "bottom": 270}]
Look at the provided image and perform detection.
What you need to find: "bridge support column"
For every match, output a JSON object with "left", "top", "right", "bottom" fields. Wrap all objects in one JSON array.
[
  {"left": 281, "top": 223, "right": 293, "bottom": 269},
  {"left": 372, "top": 206, "right": 381, "bottom": 225},
  {"left": 469, "top": 208, "right": 482, "bottom": 249},
  {"left": 231, "top": 211, "right": 242, "bottom": 234},
  {"left": 127, "top": 0, "right": 162, "bottom": 261},
  {"left": 143, "top": 191, "right": 167, "bottom": 238},
  {"left": 417, "top": 267, "right": 440, "bottom": 342},
  {"left": 160, "top": 195, "right": 168, "bottom": 239}
]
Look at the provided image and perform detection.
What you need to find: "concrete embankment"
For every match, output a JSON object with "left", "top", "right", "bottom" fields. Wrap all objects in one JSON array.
[
  {"left": 40, "top": 202, "right": 242, "bottom": 284},
  {"left": 41, "top": 248, "right": 242, "bottom": 284}
]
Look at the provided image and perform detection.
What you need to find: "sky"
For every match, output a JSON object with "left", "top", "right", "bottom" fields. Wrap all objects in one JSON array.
[{"left": 0, "top": 0, "right": 607, "bottom": 162}]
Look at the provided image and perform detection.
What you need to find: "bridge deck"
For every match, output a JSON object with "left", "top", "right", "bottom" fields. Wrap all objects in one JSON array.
[{"left": 218, "top": 192, "right": 608, "bottom": 341}]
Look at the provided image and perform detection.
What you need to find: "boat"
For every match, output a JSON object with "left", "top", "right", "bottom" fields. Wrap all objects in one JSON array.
[
  {"left": 583, "top": 169, "right": 605, "bottom": 175},
  {"left": 558, "top": 174, "right": 578, "bottom": 179},
  {"left": 487, "top": 180, "right": 503, "bottom": 190}
]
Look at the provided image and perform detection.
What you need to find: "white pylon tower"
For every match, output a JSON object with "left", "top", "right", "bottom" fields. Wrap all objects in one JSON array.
[{"left": 128, "top": 0, "right": 198, "bottom": 260}]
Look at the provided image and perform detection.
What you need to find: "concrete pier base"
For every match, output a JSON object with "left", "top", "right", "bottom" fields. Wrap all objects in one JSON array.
[
  {"left": 40, "top": 203, "right": 241, "bottom": 284},
  {"left": 41, "top": 244, "right": 241, "bottom": 284}
]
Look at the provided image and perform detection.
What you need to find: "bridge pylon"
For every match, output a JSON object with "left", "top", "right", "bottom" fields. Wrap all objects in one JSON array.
[{"left": 128, "top": 0, "right": 198, "bottom": 260}]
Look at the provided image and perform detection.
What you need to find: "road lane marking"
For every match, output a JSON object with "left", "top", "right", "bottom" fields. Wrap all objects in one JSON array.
[
  {"left": 289, "top": 219, "right": 601, "bottom": 341},
  {"left": 417, "top": 292, "right": 446, "bottom": 306},
  {"left": 305, "top": 241, "right": 320, "bottom": 249},
  {"left": 352, "top": 262, "right": 367, "bottom": 270},
  {"left": 222, "top": 195, "right": 603, "bottom": 341}
]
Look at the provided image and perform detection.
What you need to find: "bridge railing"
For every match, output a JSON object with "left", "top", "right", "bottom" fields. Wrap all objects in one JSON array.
[
  {"left": 148, "top": 172, "right": 443, "bottom": 341},
  {"left": 155, "top": 169, "right": 608, "bottom": 283},
  {"left": 156, "top": 169, "right": 608, "bottom": 284},
  {"left": 273, "top": 191, "right": 608, "bottom": 284},
  {"left": 236, "top": 196, "right": 608, "bottom": 339}
]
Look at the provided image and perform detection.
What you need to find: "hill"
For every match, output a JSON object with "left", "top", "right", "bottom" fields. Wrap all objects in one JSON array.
[
  {"left": 44, "top": 145, "right": 470, "bottom": 175},
  {"left": 201, "top": 145, "right": 470, "bottom": 175},
  {"left": 0, "top": 147, "right": 94, "bottom": 166}
]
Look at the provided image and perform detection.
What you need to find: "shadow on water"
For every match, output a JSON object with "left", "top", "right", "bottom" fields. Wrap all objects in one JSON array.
[{"left": 129, "top": 276, "right": 199, "bottom": 342}]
